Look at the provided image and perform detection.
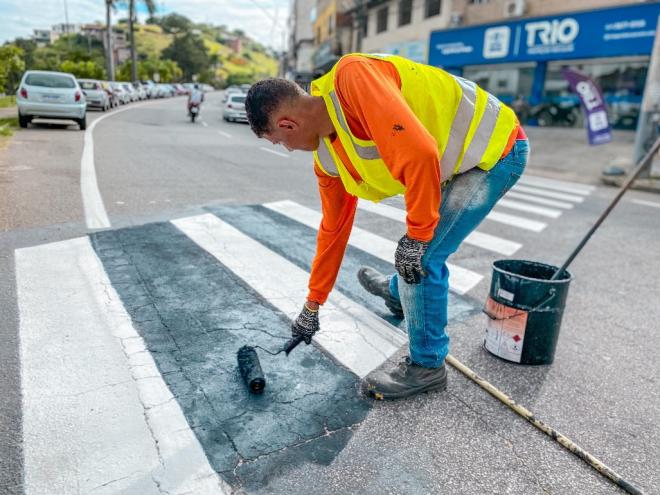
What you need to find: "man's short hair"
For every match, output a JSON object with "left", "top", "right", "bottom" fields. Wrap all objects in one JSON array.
[{"left": 245, "top": 78, "right": 303, "bottom": 137}]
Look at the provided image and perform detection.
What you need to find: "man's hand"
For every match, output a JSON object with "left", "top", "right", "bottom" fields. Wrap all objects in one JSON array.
[
  {"left": 291, "top": 303, "right": 319, "bottom": 344},
  {"left": 395, "top": 234, "right": 430, "bottom": 284}
]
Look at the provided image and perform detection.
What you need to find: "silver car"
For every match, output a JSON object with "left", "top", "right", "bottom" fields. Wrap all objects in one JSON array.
[
  {"left": 222, "top": 94, "right": 247, "bottom": 123},
  {"left": 78, "top": 79, "right": 110, "bottom": 111},
  {"left": 122, "top": 83, "right": 139, "bottom": 102},
  {"left": 110, "top": 82, "right": 130, "bottom": 105},
  {"left": 17, "top": 70, "right": 87, "bottom": 130}
]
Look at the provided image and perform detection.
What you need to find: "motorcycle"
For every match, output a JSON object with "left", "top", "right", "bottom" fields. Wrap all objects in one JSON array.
[
  {"left": 189, "top": 102, "right": 200, "bottom": 123},
  {"left": 530, "top": 102, "right": 579, "bottom": 127}
]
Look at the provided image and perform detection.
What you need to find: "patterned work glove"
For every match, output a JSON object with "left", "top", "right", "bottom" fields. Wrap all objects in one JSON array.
[
  {"left": 291, "top": 304, "right": 320, "bottom": 344},
  {"left": 395, "top": 234, "right": 430, "bottom": 285}
]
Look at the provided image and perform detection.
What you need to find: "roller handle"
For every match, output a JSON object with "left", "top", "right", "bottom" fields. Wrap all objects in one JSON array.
[{"left": 283, "top": 335, "right": 305, "bottom": 356}]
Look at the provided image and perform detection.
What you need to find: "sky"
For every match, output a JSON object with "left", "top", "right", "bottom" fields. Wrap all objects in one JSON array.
[{"left": 0, "top": 0, "right": 291, "bottom": 50}]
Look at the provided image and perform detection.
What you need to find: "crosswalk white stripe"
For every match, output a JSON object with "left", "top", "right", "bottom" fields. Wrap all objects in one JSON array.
[
  {"left": 505, "top": 191, "right": 574, "bottom": 209},
  {"left": 487, "top": 211, "right": 547, "bottom": 232},
  {"left": 518, "top": 175, "right": 594, "bottom": 195},
  {"left": 355, "top": 201, "right": 520, "bottom": 256},
  {"left": 264, "top": 200, "right": 487, "bottom": 294},
  {"left": 361, "top": 198, "right": 546, "bottom": 232},
  {"left": 631, "top": 198, "right": 660, "bottom": 209},
  {"left": 513, "top": 185, "right": 585, "bottom": 203},
  {"left": 173, "top": 214, "right": 407, "bottom": 378},
  {"left": 497, "top": 198, "right": 563, "bottom": 218},
  {"left": 16, "top": 237, "right": 228, "bottom": 495},
  {"left": 218, "top": 130, "right": 232, "bottom": 138}
]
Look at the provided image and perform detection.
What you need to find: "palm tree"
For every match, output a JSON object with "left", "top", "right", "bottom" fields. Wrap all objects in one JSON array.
[{"left": 128, "top": 0, "right": 156, "bottom": 82}]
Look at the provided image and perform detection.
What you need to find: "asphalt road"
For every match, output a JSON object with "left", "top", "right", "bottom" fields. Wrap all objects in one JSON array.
[{"left": 1, "top": 92, "right": 659, "bottom": 494}]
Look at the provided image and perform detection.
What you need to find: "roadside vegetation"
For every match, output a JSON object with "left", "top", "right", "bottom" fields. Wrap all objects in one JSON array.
[
  {"left": 0, "top": 117, "right": 19, "bottom": 140},
  {"left": 0, "top": 12, "right": 279, "bottom": 95},
  {"left": 0, "top": 96, "right": 16, "bottom": 108}
]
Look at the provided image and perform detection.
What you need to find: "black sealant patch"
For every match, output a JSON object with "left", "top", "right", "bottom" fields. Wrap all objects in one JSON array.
[
  {"left": 208, "top": 204, "right": 477, "bottom": 326},
  {"left": 90, "top": 221, "right": 370, "bottom": 491}
]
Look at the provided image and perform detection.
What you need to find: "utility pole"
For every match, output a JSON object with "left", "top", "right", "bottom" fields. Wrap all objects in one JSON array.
[
  {"left": 129, "top": 0, "right": 138, "bottom": 82},
  {"left": 105, "top": 0, "right": 115, "bottom": 80},
  {"left": 63, "top": 0, "right": 72, "bottom": 50},
  {"left": 632, "top": 17, "right": 660, "bottom": 178}
]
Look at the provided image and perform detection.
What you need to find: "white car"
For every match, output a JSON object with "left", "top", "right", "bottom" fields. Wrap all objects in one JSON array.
[
  {"left": 17, "top": 70, "right": 87, "bottom": 130},
  {"left": 78, "top": 79, "right": 110, "bottom": 111},
  {"left": 122, "top": 83, "right": 139, "bottom": 102},
  {"left": 222, "top": 93, "right": 247, "bottom": 123},
  {"left": 110, "top": 82, "right": 131, "bottom": 105}
]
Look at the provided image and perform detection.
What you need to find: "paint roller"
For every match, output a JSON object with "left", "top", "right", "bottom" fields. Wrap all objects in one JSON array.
[{"left": 236, "top": 335, "right": 305, "bottom": 394}]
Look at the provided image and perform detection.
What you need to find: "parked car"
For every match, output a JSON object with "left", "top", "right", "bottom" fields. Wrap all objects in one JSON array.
[
  {"left": 78, "top": 79, "right": 110, "bottom": 111},
  {"left": 101, "top": 81, "right": 121, "bottom": 108},
  {"left": 16, "top": 70, "right": 87, "bottom": 130},
  {"left": 222, "top": 93, "right": 247, "bottom": 123},
  {"left": 174, "top": 83, "right": 187, "bottom": 96},
  {"left": 132, "top": 82, "right": 147, "bottom": 101},
  {"left": 121, "top": 83, "right": 139, "bottom": 102},
  {"left": 110, "top": 82, "right": 130, "bottom": 105},
  {"left": 140, "top": 80, "right": 157, "bottom": 99}
]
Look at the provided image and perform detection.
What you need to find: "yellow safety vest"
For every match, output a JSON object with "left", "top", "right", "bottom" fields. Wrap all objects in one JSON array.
[{"left": 311, "top": 53, "right": 518, "bottom": 202}]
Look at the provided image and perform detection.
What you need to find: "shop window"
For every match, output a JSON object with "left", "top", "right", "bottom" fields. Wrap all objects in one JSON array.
[
  {"left": 377, "top": 6, "right": 389, "bottom": 33},
  {"left": 425, "top": 0, "right": 441, "bottom": 18},
  {"left": 463, "top": 64, "right": 534, "bottom": 105},
  {"left": 399, "top": 0, "right": 413, "bottom": 26},
  {"left": 544, "top": 58, "right": 649, "bottom": 130}
]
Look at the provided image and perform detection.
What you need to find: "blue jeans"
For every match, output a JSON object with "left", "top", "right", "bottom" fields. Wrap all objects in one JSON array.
[{"left": 389, "top": 139, "right": 530, "bottom": 367}]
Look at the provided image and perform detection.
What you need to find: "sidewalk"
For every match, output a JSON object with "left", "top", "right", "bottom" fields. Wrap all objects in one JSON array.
[{"left": 524, "top": 126, "right": 660, "bottom": 191}]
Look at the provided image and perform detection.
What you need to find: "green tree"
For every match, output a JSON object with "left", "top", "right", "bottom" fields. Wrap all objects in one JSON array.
[
  {"left": 162, "top": 32, "right": 209, "bottom": 80},
  {"left": 59, "top": 60, "right": 105, "bottom": 79},
  {"left": 0, "top": 45, "right": 26, "bottom": 94},
  {"left": 117, "top": 58, "right": 181, "bottom": 82},
  {"left": 155, "top": 13, "right": 193, "bottom": 34}
]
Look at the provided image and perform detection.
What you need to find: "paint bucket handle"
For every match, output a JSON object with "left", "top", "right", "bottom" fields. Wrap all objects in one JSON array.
[{"left": 483, "top": 288, "right": 557, "bottom": 321}]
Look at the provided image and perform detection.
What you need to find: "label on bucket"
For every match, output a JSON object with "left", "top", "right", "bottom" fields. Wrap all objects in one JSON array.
[{"left": 484, "top": 297, "right": 528, "bottom": 363}]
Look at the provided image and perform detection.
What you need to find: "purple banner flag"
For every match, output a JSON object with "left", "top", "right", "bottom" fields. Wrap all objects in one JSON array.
[{"left": 561, "top": 68, "right": 612, "bottom": 146}]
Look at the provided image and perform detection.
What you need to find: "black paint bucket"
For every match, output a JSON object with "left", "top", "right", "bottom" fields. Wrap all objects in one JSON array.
[{"left": 484, "top": 260, "right": 572, "bottom": 365}]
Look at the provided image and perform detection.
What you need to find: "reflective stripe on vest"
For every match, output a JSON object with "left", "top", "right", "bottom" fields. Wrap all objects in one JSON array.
[{"left": 316, "top": 138, "right": 339, "bottom": 176}]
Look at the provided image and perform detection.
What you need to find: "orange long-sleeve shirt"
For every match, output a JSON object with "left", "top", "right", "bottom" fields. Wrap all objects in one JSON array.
[{"left": 307, "top": 55, "right": 522, "bottom": 304}]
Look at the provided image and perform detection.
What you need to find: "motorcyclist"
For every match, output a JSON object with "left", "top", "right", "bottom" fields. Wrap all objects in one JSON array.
[{"left": 188, "top": 83, "right": 204, "bottom": 112}]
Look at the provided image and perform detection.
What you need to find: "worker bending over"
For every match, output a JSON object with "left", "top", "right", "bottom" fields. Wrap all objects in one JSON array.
[{"left": 245, "top": 54, "right": 528, "bottom": 400}]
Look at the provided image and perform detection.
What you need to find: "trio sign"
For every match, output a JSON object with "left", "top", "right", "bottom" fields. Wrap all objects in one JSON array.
[{"left": 429, "top": 3, "right": 659, "bottom": 67}]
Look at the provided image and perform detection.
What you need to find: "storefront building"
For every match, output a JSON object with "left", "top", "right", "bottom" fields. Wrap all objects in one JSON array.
[{"left": 428, "top": 3, "right": 659, "bottom": 128}]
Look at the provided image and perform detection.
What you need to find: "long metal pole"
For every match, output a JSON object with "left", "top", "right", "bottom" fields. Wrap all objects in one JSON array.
[
  {"left": 551, "top": 136, "right": 660, "bottom": 281},
  {"left": 129, "top": 0, "right": 138, "bottom": 82},
  {"left": 105, "top": 0, "right": 115, "bottom": 80},
  {"left": 446, "top": 355, "right": 645, "bottom": 495}
]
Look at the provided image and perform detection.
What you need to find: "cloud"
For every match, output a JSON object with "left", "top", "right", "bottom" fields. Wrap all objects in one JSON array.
[{"left": 0, "top": 0, "right": 290, "bottom": 49}]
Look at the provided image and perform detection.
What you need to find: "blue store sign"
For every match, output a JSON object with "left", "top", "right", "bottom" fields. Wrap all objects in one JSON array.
[{"left": 429, "top": 3, "right": 659, "bottom": 67}]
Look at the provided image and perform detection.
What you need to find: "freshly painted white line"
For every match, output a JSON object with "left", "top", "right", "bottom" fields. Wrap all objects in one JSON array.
[
  {"left": 218, "top": 130, "right": 232, "bottom": 138},
  {"left": 497, "top": 198, "right": 562, "bottom": 218},
  {"left": 81, "top": 103, "right": 150, "bottom": 230},
  {"left": 259, "top": 147, "right": 289, "bottom": 158},
  {"left": 266, "top": 200, "right": 485, "bottom": 293},
  {"left": 201, "top": 121, "right": 208, "bottom": 127},
  {"left": 16, "top": 237, "right": 228, "bottom": 495},
  {"left": 356, "top": 201, "right": 521, "bottom": 256},
  {"left": 487, "top": 211, "right": 547, "bottom": 232},
  {"left": 631, "top": 198, "right": 660, "bottom": 209},
  {"left": 173, "top": 214, "right": 406, "bottom": 377},
  {"left": 505, "top": 191, "right": 574, "bottom": 209},
  {"left": 518, "top": 175, "right": 594, "bottom": 195},
  {"left": 513, "top": 185, "right": 585, "bottom": 203}
]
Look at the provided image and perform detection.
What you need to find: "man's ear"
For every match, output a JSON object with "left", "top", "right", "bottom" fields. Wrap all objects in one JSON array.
[{"left": 276, "top": 118, "right": 298, "bottom": 131}]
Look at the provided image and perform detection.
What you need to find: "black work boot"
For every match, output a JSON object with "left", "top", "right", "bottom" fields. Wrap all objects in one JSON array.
[
  {"left": 357, "top": 267, "right": 404, "bottom": 318},
  {"left": 362, "top": 356, "right": 447, "bottom": 400}
]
